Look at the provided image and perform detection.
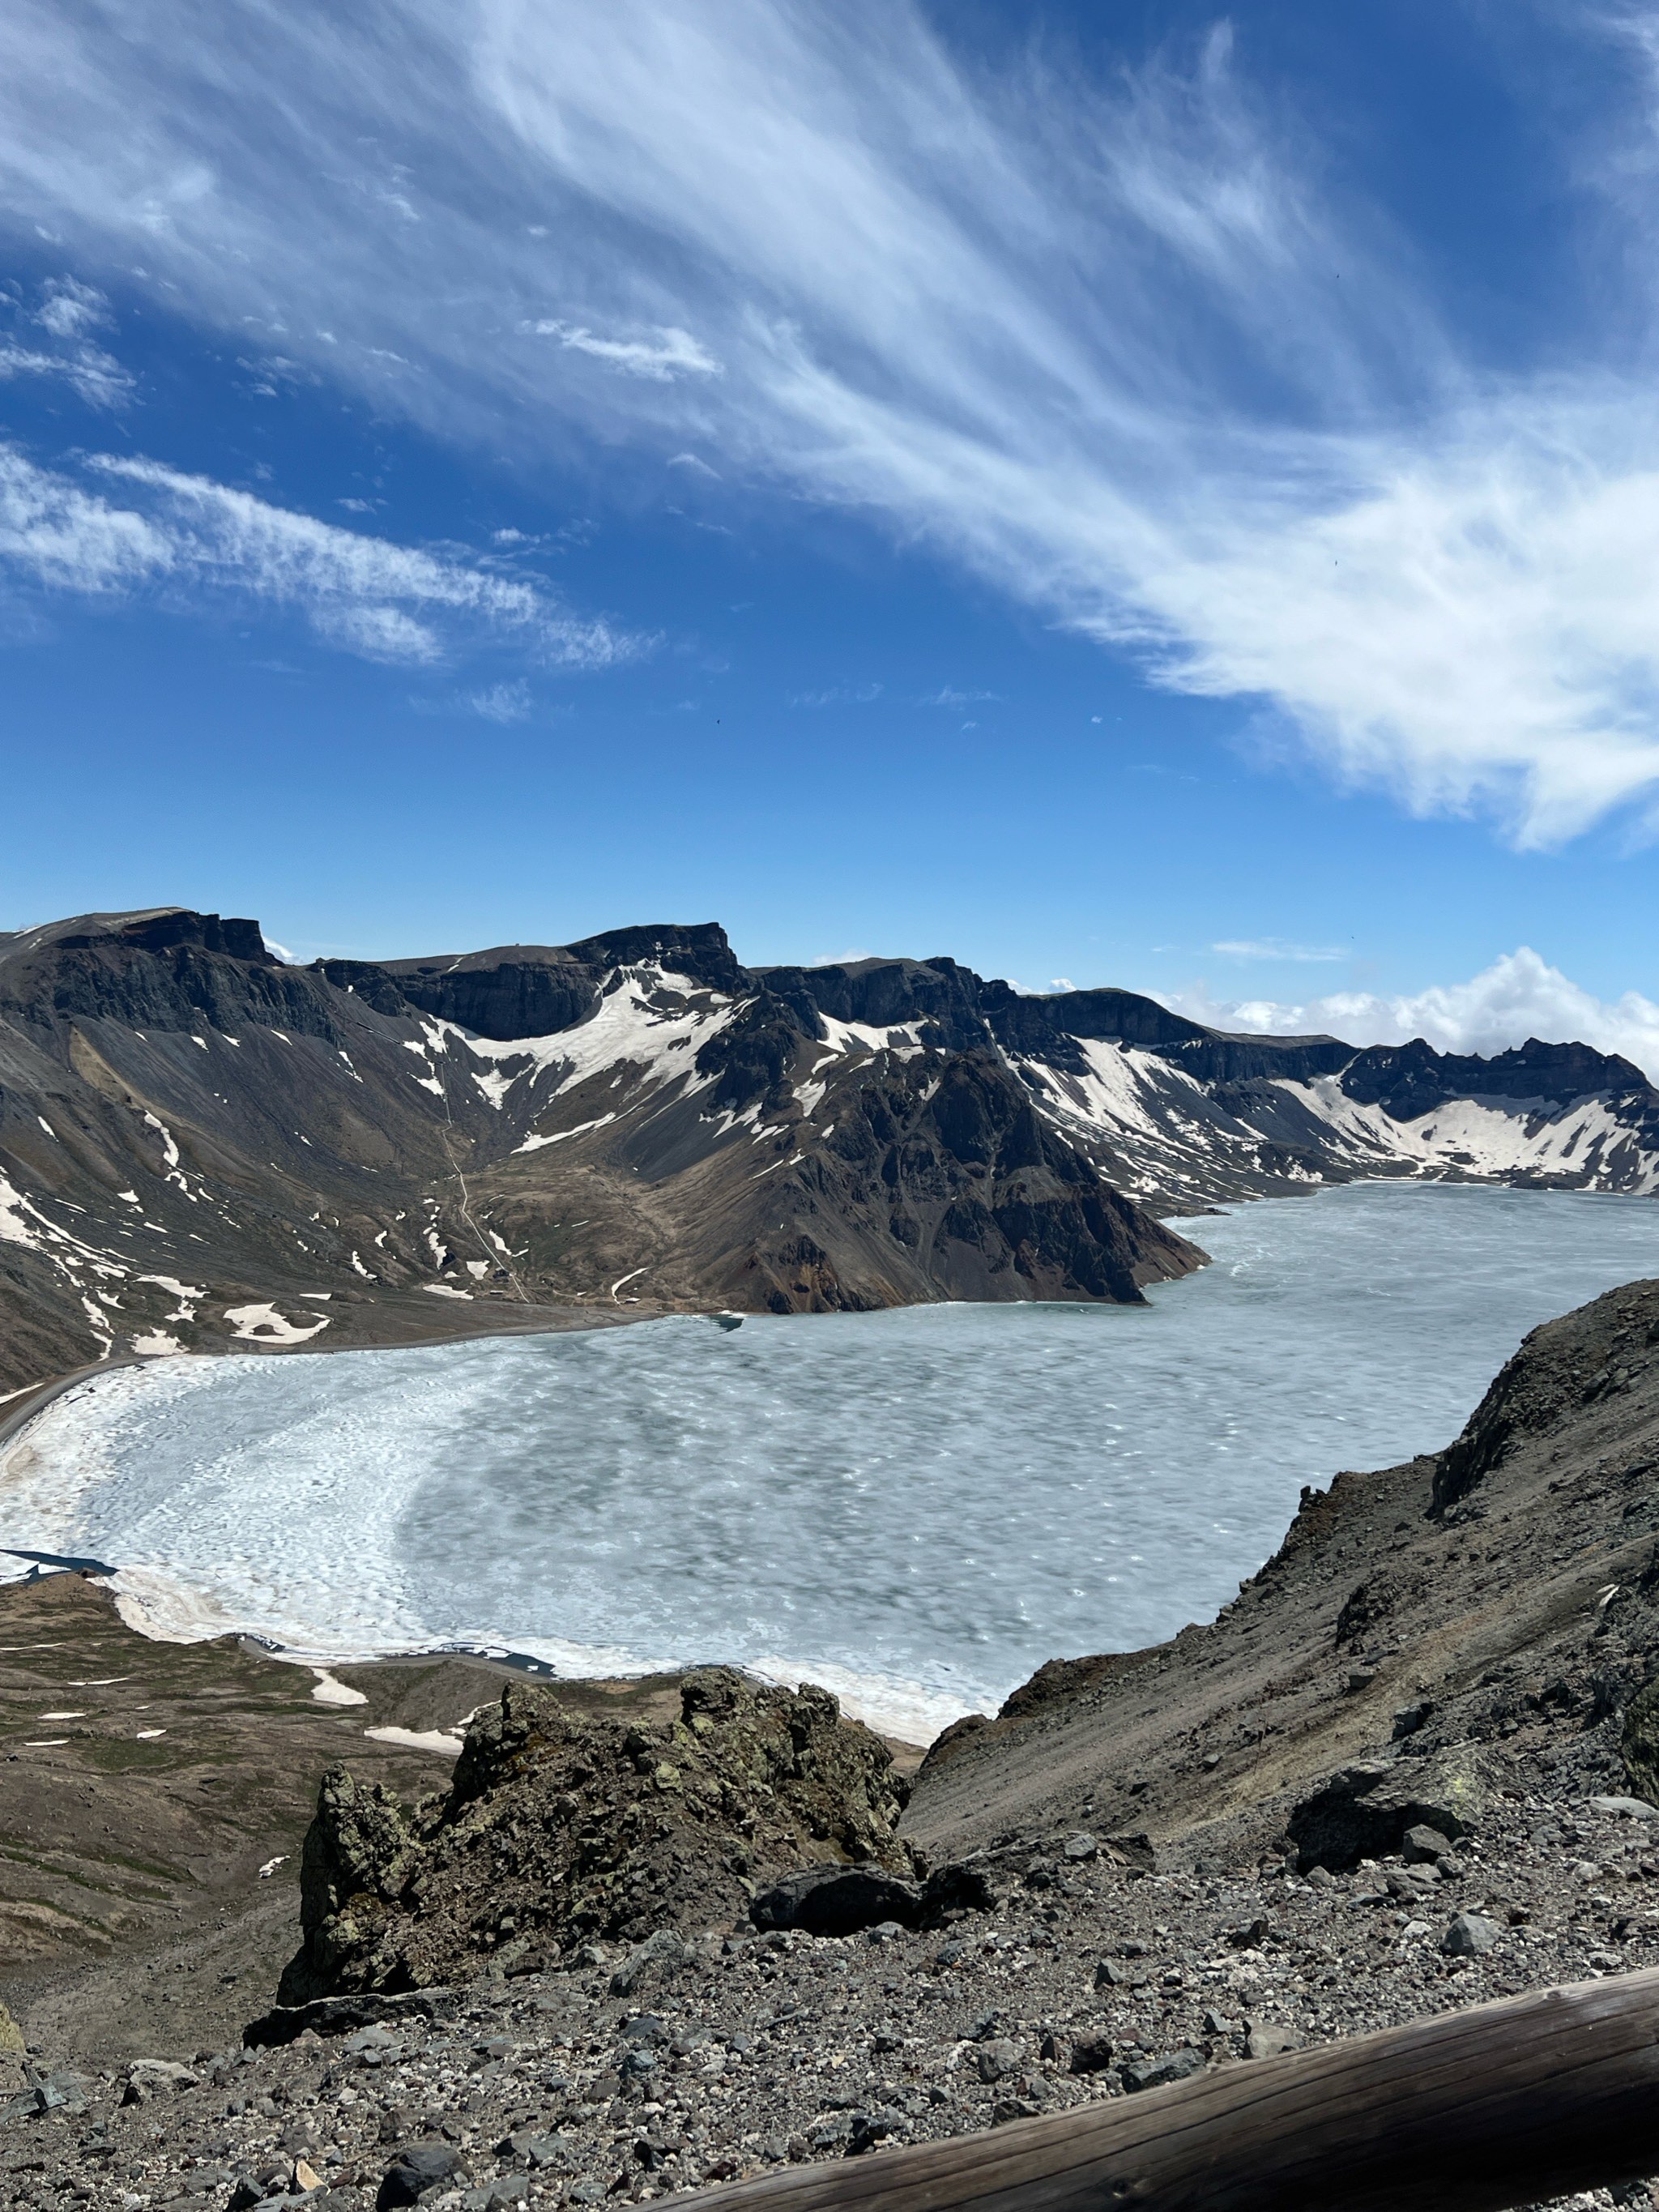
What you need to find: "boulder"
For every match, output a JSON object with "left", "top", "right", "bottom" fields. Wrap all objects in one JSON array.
[
  {"left": 1068, "top": 2034, "right": 1115, "bottom": 2076},
  {"left": 749, "top": 1856, "right": 996, "bottom": 1938},
  {"left": 1590, "top": 1791, "right": 1659, "bottom": 1821},
  {"left": 1243, "top": 2022, "right": 1302, "bottom": 2060},
  {"left": 1442, "top": 1912, "right": 1501, "bottom": 1957},
  {"left": 608, "top": 1928, "right": 696, "bottom": 1998},
  {"left": 1122, "top": 2048, "right": 1205, "bottom": 2093},
  {"left": 750, "top": 1866, "right": 922, "bottom": 1938},
  {"left": 244, "top": 1988, "right": 452, "bottom": 2050},
  {"left": 1287, "top": 1752, "right": 1488, "bottom": 1873},
  {"left": 377, "top": 2142, "right": 467, "bottom": 2210},
  {"left": 121, "top": 2059, "right": 201, "bottom": 2105},
  {"left": 974, "top": 2039, "right": 1022, "bottom": 2085}
]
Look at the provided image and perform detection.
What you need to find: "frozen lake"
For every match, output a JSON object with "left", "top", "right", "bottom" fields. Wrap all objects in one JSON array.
[{"left": 5, "top": 1181, "right": 1659, "bottom": 1741}]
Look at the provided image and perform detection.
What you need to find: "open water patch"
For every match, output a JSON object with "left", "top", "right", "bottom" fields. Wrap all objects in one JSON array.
[{"left": 4, "top": 1183, "right": 1659, "bottom": 1742}]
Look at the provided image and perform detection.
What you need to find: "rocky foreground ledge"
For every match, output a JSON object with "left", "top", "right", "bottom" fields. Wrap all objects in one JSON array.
[{"left": 9, "top": 1278, "right": 1659, "bottom": 2212}]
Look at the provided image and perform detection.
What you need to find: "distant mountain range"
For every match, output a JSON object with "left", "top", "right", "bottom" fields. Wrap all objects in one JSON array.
[{"left": 0, "top": 906, "right": 1654, "bottom": 1394}]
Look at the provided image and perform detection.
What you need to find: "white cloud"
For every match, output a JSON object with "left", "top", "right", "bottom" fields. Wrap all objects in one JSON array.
[
  {"left": 529, "top": 320, "right": 721, "bottom": 381},
  {"left": 1211, "top": 938, "right": 1346, "bottom": 963},
  {"left": 36, "top": 274, "right": 107, "bottom": 340},
  {"left": 0, "top": 445, "right": 630, "bottom": 666},
  {"left": 465, "top": 677, "right": 532, "bottom": 721},
  {"left": 790, "top": 681, "right": 882, "bottom": 707},
  {"left": 921, "top": 686, "right": 1000, "bottom": 707},
  {"left": 0, "top": 275, "right": 131, "bottom": 406},
  {"left": 1159, "top": 948, "right": 1659, "bottom": 1081},
  {"left": 6, "top": 5, "right": 1659, "bottom": 834}
]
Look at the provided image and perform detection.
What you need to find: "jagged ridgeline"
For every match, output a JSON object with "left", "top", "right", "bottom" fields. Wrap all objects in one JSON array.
[{"left": 1, "top": 906, "right": 1656, "bottom": 1391}]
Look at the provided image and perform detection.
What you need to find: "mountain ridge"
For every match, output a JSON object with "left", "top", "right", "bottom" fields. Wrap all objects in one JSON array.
[{"left": 0, "top": 904, "right": 1654, "bottom": 1394}]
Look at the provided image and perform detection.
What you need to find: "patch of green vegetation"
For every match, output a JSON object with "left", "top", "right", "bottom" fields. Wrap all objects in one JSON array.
[
  {"left": 76, "top": 1740, "right": 190, "bottom": 1775},
  {"left": 0, "top": 1843, "right": 168, "bottom": 1903}
]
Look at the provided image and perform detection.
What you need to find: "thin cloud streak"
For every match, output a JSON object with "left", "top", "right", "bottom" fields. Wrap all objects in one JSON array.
[
  {"left": 1211, "top": 938, "right": 1347, "bottom": 963},
  {"left": 2, "top": 4, "right": 1659, "bottom": 831},
  {"left": 0, "top": 444, "right": 632, "bottom": 666}
]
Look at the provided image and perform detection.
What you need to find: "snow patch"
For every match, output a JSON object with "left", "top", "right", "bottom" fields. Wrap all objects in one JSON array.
[
  {"left": 365, "top": 1723, "right": 463, "bottom": 1756},
  {"left": 309, "top": 1668, "right": 368, "bottom": 1706},
  {"left": 223, "top": 1303, "right": 331, "bottom": 1344}
]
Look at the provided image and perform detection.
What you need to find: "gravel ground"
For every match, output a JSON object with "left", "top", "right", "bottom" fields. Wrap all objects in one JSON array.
[{"left": 7, "top": 1779, "right": 1659, "bottom": 2212}]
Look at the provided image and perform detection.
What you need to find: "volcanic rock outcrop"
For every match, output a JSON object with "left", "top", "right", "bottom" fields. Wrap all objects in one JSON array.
[{"left": 278, "top": 1669, "right": 916, "bottom": 2005}]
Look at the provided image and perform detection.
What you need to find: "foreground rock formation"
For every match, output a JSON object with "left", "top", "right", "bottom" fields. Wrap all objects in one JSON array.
[
  {"left": 5, "top": 903, "right": 1659, "bottom": 1390},
  {"left": 279, "top": 1672, "right": 917, "bottom": 2006}
]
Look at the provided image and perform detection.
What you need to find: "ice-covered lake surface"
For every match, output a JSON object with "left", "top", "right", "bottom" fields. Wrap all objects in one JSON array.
[{"left": 6, "top": 1182, "right": 1659, "bottom": 1743}]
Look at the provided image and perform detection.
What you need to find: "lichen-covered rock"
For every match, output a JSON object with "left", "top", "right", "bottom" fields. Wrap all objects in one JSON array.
[
  {"left": 279, "top": 1668, "right": 915, "bottom": 2003},
  {"left": 1287, "top": 1750, "right": 1489, "bottom": 1873}
]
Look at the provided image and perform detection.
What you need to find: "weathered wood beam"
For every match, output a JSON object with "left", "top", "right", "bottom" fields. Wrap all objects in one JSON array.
[{"left": 684, "top": 1967, "right": 1659, "bottom": 2212}]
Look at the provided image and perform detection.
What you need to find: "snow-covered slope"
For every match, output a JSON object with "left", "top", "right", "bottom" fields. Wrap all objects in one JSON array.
[{"left": 0, "top": 909, "right": 1653, "bottom": 1397}]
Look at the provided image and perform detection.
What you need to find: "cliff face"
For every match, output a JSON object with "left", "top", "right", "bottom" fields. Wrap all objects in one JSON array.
[
  {"left": 904, "top": 1278, "right": 1659, "bottom": 1867},
  {"left": 0, "top": 909, "right": 1201, "bottom": 1393}
]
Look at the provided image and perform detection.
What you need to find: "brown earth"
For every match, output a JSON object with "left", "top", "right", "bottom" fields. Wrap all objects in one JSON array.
[{"left": 0, "top": 1575, "right": 701, "bottom": 2069}]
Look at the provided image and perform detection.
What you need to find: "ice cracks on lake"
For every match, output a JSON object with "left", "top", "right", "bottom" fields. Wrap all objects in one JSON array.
[{"left": 6, "top": 1185, "right": 1659, "bottom": 1748}]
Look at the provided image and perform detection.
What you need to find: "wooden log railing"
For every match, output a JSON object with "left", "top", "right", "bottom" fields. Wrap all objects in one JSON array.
[{"left": 685, "top": 1968, "right": 1659, "bottom": 2212}]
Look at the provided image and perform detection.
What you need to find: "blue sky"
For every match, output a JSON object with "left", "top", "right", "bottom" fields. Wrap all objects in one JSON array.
[{"left": 3, "top": 1, "right": 1659, "bottom": 1067}]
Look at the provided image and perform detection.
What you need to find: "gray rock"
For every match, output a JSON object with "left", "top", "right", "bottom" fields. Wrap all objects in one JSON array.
[
  {"left": 1403, "top": 1825, "right": 1454, "bottom": 1863},
  {"left": 1121, "top": 2048, "right": 1205, "bottom": 2093},
  {"left": 1093, "top": 1958, "right": 1124, "bottom": 1988},
  {"left": 376, "top": 2142, "right": 467, "bottom": 2210},
  {"left": 1441, "top": 1912, "right": 1501, "bottom": 1957},
  {"left": 1243, "top": 2022, "right": 1302, "bottom": 2060},
  {"left": 850, "top": 2109, "right": 906, "bottom": 2154},
  {"left": 608, "top": 1928, "right": 695, "bottom": 1999},
  {"left": 1588, "top": 1795, "right": 1659, "bottom": 1821},
  {"left": 1061, "top": 1833, "right": 1098, "bottom": 1863},
  {"left": 1288, "top": 1750, "right": 1487, "bottom": 1871},
  {"left": 750, "top": 1866, "right": 922, "bottom": 1939},
  {"left": 1068, "top": 2033, "right": 1115, "bottom": 2076},
  {"left": 343, "top": 2027, "right": 400, "bottom": 2065},
  {"left": 975, "top": 2038, "right": 1021, "bottom": 2084},
  {"left": 122, "top": 2059, "right": 201, "bottom": 2105}
]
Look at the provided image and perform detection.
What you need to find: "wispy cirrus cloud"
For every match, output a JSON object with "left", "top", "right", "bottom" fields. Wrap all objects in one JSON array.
[
  {"left": 1211, "top": 937, "right": 1347, "bottom": 963},
  {"left": 0, "top": 445, "right": 631, "bottom": 666},
  {"left": 1160, "top": 949, "right": 1659, "bottom": 1080},
  {"left": 789, "top": 681, "right": 882, "bottom": 707},
  {"left": 527, "top": 319, "right": 722, "bottom": 381},
  {"left": 0, "top": 275, "right": 132, "bottom": 406},
  {"left": 5, "top": 5, "right": 1659, "bottom": 835}
]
